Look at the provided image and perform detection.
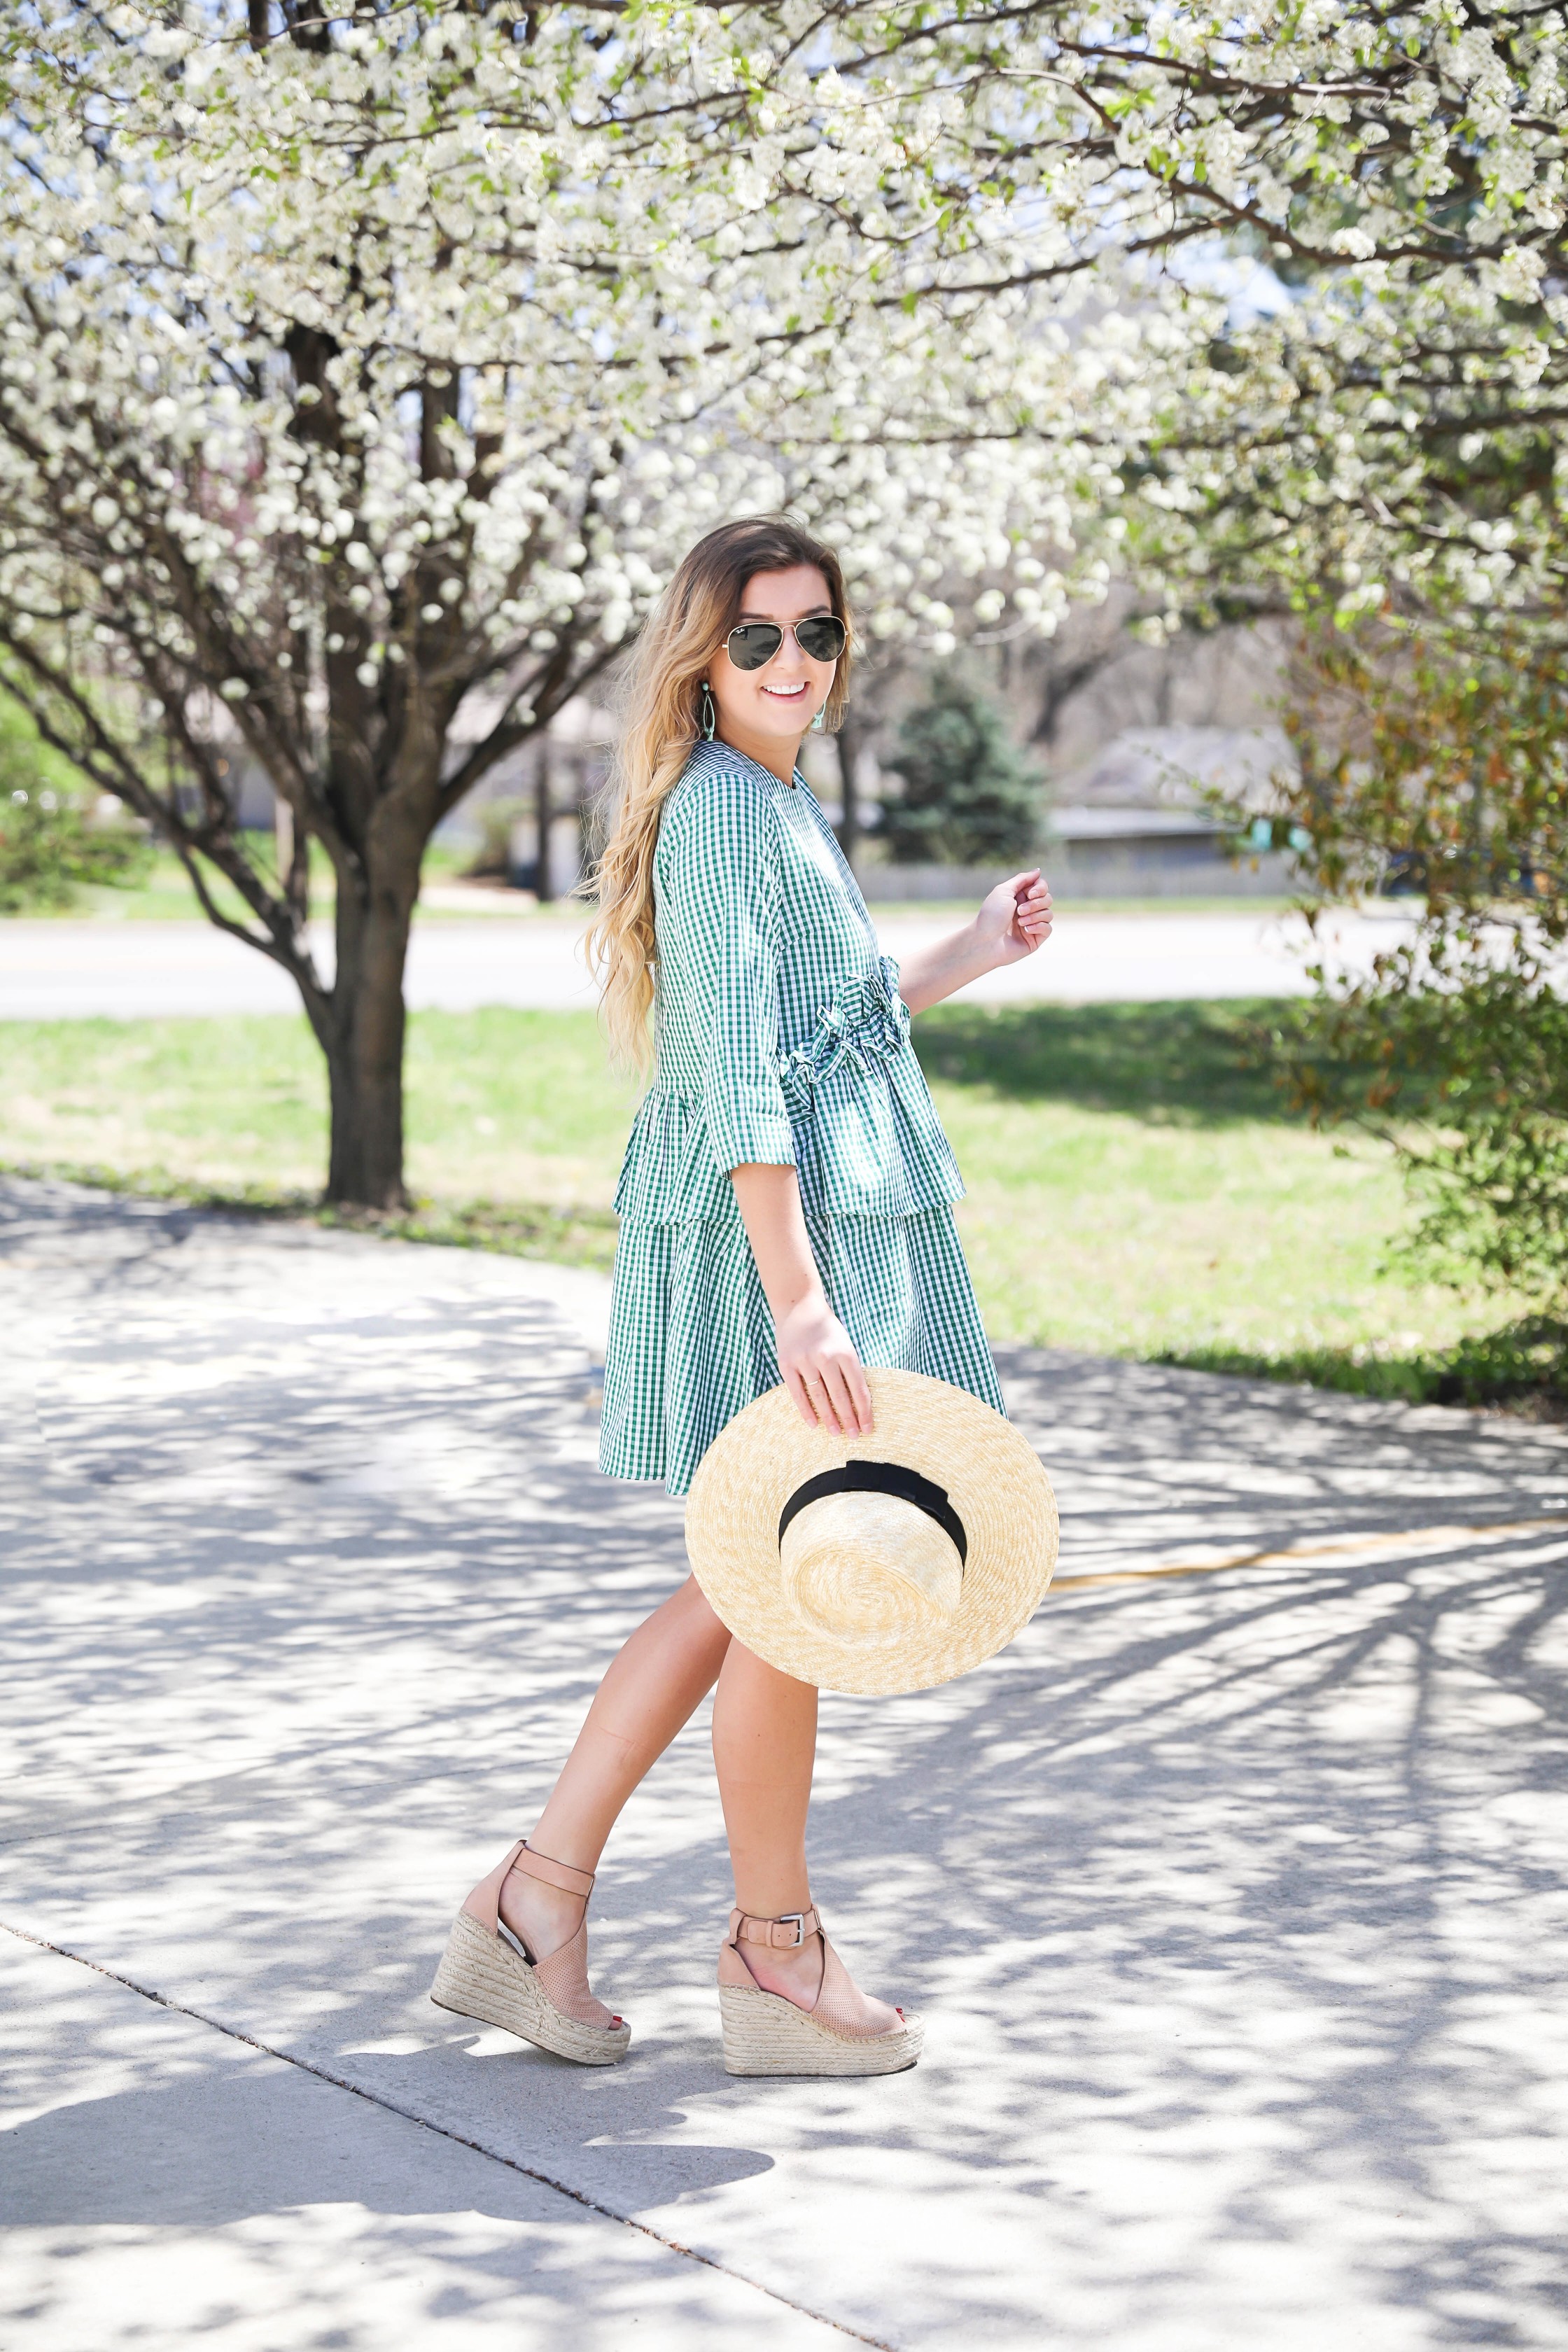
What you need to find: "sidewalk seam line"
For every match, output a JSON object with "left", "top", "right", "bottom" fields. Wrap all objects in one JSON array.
[{"left": 0, "top": 1917, "right": 898, "bottom": 2352}]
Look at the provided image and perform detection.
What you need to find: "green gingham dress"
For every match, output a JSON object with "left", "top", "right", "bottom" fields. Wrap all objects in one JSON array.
[{"left": 599, "top": 740, "right": 1004, "bottom": 1497}]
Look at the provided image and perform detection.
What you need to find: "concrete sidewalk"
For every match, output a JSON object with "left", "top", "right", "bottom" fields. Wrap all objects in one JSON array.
[
  {"left": 4, "top": 1175, "right": 1568, "bottom": 2348},
  {"left": 0, "top": 904, "right": 1418, "bottom": 1018}
]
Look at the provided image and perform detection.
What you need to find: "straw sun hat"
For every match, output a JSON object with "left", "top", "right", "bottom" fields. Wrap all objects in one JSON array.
[{"left": 685, "top": 1368, "right": 1058, "bottom": 1698}]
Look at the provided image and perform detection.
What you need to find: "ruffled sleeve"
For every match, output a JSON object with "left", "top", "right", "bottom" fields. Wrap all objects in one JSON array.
[
  {"left": 659, "top": 769, "right": 794, "bottom": 1175},
  {"left": 613, "top": 765, "right": 798, "bottom": 1228}
]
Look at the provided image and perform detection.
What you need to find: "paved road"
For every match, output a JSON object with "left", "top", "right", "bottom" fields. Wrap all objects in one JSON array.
[
  {"left": 5, "top": 1175, "right": 1568, "bottom": 2348},
  {"left": 0, "top": 904, "right": 1417, "bottom": 1018}
]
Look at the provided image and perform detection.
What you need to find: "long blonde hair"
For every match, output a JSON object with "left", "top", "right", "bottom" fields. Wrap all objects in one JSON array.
[{"left": 584, "top": 516, "right": 854, "bottom": 1073}]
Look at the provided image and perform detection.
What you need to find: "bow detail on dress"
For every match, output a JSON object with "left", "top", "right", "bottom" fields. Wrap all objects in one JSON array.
[
  {"left": 780, "top": 959, "right": 911, "bottom": 1106},
  {"left": 776, "top": 957, "right": 962, "bottom": 1221}
]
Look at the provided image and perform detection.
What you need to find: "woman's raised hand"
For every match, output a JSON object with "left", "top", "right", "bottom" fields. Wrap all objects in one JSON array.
[
  {"left": 892, "top": 869, "right": 1054, "bottom": 1014},
  {"left": 776, "top": 1292, "right": 874, "bottom": 1436},
  {"left": 975, "top": 869, "right": 1053, "bottom": 967}
]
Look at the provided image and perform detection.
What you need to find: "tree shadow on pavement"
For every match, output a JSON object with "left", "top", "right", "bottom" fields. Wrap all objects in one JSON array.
[
  {"left": 1, "top": 2062, "right": 772, "bottom": 2229},
  {"left": 7, "top": 1179, "right": 1568, "bottom": 2348}
]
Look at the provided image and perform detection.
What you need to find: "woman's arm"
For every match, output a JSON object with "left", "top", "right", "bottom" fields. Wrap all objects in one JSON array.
[
  {"left": 896, "top": 869, "right": 1054, "bottom": 1016},
  {"left": 729, "top": 1162, "right": 873, "bottom": 1436}
]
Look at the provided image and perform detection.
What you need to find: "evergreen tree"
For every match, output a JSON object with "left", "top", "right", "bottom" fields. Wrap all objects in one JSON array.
[{"left": 881, "top": 675, "right": 1043, "bottom": 866}]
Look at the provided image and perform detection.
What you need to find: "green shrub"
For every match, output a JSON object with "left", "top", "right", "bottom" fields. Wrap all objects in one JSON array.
[
  {"left": 0, "top": 704, "right": 150, "bottom": 911},
  {"left": 1278, "top": 622, "right": 1568, "bottom": 1337}
]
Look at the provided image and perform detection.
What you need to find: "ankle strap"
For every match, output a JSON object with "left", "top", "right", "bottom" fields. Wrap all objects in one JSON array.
[
  {"left": 509, "top": 1842, "right": 594, "bottom": 1900},
  {"left": 729, "top": 1905, "right": 820, "bottom": 1951}
]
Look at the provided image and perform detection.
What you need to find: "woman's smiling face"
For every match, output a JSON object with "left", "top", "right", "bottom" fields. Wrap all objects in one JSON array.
[{"left": 706, "top": 565, "right": 839, "bottom": 766}]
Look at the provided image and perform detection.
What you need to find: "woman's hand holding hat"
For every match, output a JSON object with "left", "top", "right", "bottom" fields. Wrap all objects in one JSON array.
[
  {"left": 686, "top": 1367, "right": 1058, "bottom": 1696},
  {"left": 774, "top": 1291, "right": 873, "bottom": 1438}
]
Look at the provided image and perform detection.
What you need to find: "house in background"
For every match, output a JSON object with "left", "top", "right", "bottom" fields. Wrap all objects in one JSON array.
[
  {"left": 793, "top": 609, "right": 1310, "bottom": 899},
  {"left": 1045, "top": 722, "right": 1301, "bottom": 899},
  {"left": 832, "top": 720, "right": 1304, "bottom": 902}
]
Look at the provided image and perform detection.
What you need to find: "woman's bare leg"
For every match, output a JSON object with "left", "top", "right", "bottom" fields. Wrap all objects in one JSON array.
[
  {"left": 499, "top": 1574, "right": 730, "bottom": 1963},
  {"left": 711, "top": 1638, "right": 816, "bottom": 1914},
  {"left": 710, "top": 1638, "right": 898, "bottom": 2029}
]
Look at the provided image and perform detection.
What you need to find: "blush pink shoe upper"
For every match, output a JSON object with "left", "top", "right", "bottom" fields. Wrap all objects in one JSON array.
[{"left": 463, "top": 1838, "right": 622, "bottom": 2031}]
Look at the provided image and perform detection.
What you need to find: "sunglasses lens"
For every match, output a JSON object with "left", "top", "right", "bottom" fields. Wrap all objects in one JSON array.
[
  {"left": 795, "top": 617, "right": 846, "bottom": 663},
  {"left": 727, "top": 618, "right": 845, "bottom": 669},
  {"left": 728, "top": 624, "right": 783, "bottom": 671}
]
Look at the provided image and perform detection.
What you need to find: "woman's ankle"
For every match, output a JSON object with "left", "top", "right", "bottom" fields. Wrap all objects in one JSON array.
[
  {"left": 729, "top": 1885, "right": 812, "bottom": 1926},
  {"left": 741, "top": 1931, "right": 824, "bottom": 2005},
  {"left": 524, "top": 1822, "right": 604, "bottom": 1879},
  {"left": 729, "top": 1917, "right": 903, "bottom": 2035},
  {"left": 498, "top": 1866, "right": 583, "bottom": 1961}
]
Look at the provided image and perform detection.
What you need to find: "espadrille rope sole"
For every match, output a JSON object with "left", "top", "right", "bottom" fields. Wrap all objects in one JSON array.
[
  {"left": 718, "top": 1981, "right": 923, "bottom": 2077},
  {"left": 430, "top": 1910, "right": 631, "bottom": 2066}
]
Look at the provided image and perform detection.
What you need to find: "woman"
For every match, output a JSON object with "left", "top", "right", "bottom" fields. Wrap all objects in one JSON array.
[{"left": 432, "top": 516, "right": 1051, "bottom": 2073}]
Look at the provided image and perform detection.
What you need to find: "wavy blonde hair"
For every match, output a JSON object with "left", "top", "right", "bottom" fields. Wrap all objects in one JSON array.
[{"left": 584, "top": 516, "right": 854, "bottom": 1073}]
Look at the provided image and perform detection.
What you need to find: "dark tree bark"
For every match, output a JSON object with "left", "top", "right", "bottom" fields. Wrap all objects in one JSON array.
[
  {"left": 1028, "top": 642, "right": 1125, "bottom": 750},
  {"left": 315, "top": 824, "right": 423, "bottom": 1208},
  {"left": 322, "top": 911, "right": 412, "bottom": 1206}
]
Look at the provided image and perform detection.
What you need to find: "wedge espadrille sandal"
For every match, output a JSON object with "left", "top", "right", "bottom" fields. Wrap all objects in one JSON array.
[
  {"left": 717, "top": 1905, "right": 923, "bottom": 2078},
  {"left": 430, "top": 1840, "right": 631, "bottom": 2066}
]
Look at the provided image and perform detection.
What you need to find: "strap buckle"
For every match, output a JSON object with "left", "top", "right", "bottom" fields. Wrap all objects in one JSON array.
[{"left": 777, "top": 1912, "right": 806, "bottom": 1948}]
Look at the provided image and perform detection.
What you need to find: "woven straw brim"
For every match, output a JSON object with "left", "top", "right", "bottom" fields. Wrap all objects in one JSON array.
[{"left": 685, "top": 1368, "right": 1058, "bottom": 1696}]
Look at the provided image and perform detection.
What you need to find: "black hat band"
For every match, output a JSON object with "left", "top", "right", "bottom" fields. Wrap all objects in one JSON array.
[{"left": 777, "top": 1460, "right": 967, "bottom": 1568}]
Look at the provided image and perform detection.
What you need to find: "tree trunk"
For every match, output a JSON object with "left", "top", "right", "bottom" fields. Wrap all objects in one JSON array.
[{"left": 323, "top": 882, "right": 414, "bottom": 1209}]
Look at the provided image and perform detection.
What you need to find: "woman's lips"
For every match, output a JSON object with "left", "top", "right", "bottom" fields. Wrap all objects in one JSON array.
[{"left": 762, "top": 682, "right": 807, "bottom": 699}]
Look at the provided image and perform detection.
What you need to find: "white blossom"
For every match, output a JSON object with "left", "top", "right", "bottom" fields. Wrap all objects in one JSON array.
[{"left": 1, "top": 0, "right": 1562, "bottom": 1169}]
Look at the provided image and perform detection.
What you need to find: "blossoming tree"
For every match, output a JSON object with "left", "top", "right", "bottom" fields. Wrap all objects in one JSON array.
[
  {"left": 4, "top": 1, "right": 1562, "bottom": 1211},
  {"left": 0, "top": 2, "right": 1149, "bottom": 1206}
]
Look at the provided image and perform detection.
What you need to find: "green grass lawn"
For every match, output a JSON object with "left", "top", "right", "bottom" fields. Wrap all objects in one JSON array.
[
  {"left": 0, "top": 998, "right": 1520, "bottom": 1391},
  {"left": 917, "top": 1002, "right": 1505, "bottom": 1372}
]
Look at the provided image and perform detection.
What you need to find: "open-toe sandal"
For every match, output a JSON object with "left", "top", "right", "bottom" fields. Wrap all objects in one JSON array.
[
  {"left": 717, "top": 1905, "right": 923, "bottom": 2078},
  {"left": 430, "top": 1839, "right": 631, "bottom": 2066}
]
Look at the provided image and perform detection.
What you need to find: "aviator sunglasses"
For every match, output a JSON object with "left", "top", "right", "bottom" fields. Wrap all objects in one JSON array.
[{"left": 724, "top": 615, "right": 847, "bottom": 671}]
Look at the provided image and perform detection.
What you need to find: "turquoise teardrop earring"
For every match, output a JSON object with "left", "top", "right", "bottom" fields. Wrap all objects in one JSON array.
[{"left": 699, "top": 681, "right": 717, "bottom": 741}]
